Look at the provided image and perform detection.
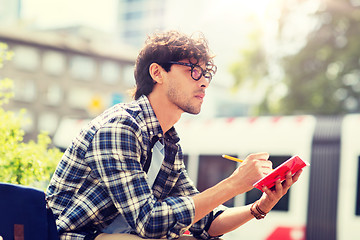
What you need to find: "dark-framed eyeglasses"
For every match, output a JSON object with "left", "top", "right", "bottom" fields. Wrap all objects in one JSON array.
[{"left": 168, "top": 61, "right": 214, "bottom": 82}]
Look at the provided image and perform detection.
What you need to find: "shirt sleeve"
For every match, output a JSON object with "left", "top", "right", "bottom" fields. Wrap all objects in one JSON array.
[
  {"left": 86, "top": 119, "right": 195, "bottom": 239},
  {"left": 169, "top": 160, "right": 228, "bottom": 240}
]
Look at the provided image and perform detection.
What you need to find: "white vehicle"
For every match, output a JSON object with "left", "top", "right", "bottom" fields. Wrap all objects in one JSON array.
[
  {"left": 54, "top": 114, "right": 360, "bottom": 240},
  {"left": 175, "top": 114, "right": 360, "bottom": 240}
]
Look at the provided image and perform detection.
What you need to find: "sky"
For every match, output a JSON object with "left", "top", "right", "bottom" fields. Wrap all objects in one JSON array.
[
  {"left": 21, "top": 0, "right": 271, "bottom": 32},
  {"left": 21, "top": 0, "right": 118, "bottom": 32}
]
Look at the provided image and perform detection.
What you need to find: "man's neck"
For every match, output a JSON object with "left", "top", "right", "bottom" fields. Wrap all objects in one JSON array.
[{"left": 147, "top": 93, "right": 182, "bottom": 133}]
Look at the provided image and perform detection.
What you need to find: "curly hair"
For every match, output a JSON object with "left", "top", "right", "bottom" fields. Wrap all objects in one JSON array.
[{"left": 133, "top": 30, "right": 216, "bottom": 99}]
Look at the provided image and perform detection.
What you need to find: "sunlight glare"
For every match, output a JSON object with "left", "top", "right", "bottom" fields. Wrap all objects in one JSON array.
[{"left": 242, "top": 0, "right": 272, "bottom": 17}]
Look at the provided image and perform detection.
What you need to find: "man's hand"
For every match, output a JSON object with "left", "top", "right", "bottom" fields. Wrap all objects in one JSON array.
[
  {"left": 258, "top": 169, "right": 303, "bottom": 213},
  {"left": 229, "top": 152, "right": 273, "bottom": 194}
]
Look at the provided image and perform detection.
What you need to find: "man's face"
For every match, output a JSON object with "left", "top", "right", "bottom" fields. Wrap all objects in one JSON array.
[{"left": 164, "top": 59, "right": 210, "bottom": 115}]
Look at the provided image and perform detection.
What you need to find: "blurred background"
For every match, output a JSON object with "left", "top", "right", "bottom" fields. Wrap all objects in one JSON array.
[
  {"left": 2, "top": 0, "right": 360, "bottom": 141},
  {"left": 1, "top": 0, "right": 360, "bottom": 239}
]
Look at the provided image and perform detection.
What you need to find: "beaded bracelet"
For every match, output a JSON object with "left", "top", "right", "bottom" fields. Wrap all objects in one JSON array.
[{"left": 250, "top": 201, "right": 267, "bottom": 220}]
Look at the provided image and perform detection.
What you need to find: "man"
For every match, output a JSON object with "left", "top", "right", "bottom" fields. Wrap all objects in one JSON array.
[{"left": 46, "top": 30, "right": 302, "bottom": 240}]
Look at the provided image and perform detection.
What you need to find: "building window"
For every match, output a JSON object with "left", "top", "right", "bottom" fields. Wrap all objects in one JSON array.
[
  {"left": 124, "top": 0, "right": 142, "bottom": 2},
  {"left": 13, "top": 78, "right": 37, "bottom": 102},
  {"left": 12, "top": 108, "right": 34, "bottom": 133},
  {"left": 38, "top": 112, "right": 58, "bottom": 135},
  {"left": 13, "top": 46, "right": 40, "bottom": 71},
  {"left": 70, "top": 55, "right": 95, "bottom": 81},
  {"left": 67, "top": 87, "right": 107, "bottom": 116},
  {"left": 101, "top": 60, "right": 120, "bottom": 84},
  {"left": 45, "top": 84, "right": 63, "bottom": 106},
  {"left": 43, "top": 50, "right": 66, "bottom": 76},
  {"left": 124, "top": 11, "right": 143, "bottom": 20},
  {"left": 123, "top": 64, "right": 135, "bottom": 87},
  {"left": 67, "top": 87, "right": 93, "bottom": 110}
]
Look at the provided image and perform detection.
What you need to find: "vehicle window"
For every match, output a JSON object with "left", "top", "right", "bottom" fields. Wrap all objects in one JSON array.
[
  {"left": 183, "top": 154, "right": 188, "bottom": 169},
  {"left": 197, "top": 154, "right": 237, "bottom": 207}
]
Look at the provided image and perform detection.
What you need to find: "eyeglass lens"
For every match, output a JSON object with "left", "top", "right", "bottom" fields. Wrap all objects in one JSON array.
[
  {"left": 168, "top": 61, "right": 212, "bottom": 82},
  {"left": 193, "top": 65, "right": 212, "bottom": 82},
  {"left": 191, "top": 65, "right": 202, "bottom": 80}
]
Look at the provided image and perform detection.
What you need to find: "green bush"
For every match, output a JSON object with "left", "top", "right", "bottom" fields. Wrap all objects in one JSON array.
[{"left": 0, "top": 43, "right": 62, "bottom": 189}]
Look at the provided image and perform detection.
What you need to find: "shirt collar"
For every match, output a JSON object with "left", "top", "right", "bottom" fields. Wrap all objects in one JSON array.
[
  {"left": 137, "top": 95, "right": 180, "bottom": 144},
  {"left": 137, "top": 95, "right": 163, "bottom": 140}
]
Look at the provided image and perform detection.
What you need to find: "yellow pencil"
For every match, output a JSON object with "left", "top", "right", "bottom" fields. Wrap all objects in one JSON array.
[
  {"left": 222, "top": 154, "right": 274, "bottom": 170},
  {"left": 222, "top": 154, "right": 243, "bottom": 163}
]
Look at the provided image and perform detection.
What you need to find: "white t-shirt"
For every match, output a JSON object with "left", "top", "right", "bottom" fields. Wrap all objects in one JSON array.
[{"left": 102, "top": 140, "right": 165, "bottom": 234}]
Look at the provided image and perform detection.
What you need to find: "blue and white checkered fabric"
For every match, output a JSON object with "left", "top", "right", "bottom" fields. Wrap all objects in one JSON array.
[{"left": 46, "top": 95, "right": 223, "bottom": 240}]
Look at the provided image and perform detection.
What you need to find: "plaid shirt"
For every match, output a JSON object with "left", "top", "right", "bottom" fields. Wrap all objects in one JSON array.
[{"left": 46, "top": 95, "right": 224, "bottom": 240}]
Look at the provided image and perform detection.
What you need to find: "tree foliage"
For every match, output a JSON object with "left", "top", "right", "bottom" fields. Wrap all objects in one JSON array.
[
  {"left": 0, "top": 43, "right": 62, "bottom": 189},
  {"left": 276, "top": 0, "right": 360, "bottom": 115},
  {"left": 231, "top": 0, "right": 360, "bottom": 115},
  {"left": 229, "top": 31, "right": 268, "bottom": 89}
]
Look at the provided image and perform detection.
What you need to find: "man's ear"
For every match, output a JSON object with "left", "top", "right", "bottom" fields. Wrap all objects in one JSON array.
[{"left": 149, "top": 63, "right": 164, "bottom": 84}]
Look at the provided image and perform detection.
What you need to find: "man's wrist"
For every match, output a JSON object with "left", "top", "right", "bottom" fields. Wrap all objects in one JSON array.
[
  {"left": 226, "top": 175, "right": 252, "bottom": 195},
  {"left": 250, "top": 201, "right": 268, "bottom": 220}
]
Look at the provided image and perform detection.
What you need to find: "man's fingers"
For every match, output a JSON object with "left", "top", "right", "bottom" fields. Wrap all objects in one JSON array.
[
  {"left": 247, "top": 152, "right": 269, "bottom": 161},
  {"left": 292, "top": 169, "right": 303, "bottom": 183}
]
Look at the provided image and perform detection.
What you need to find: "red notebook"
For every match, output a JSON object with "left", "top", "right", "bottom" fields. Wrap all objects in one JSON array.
[{"left": 253, "top": 155, "right": 310, "bottom": 191}]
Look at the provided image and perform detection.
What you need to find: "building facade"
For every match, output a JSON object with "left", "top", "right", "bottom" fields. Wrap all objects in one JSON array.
[
  {"left": 117, "top": 0, "right": 167, "bottom": 47},
  {"left": 0, "top": 28, "right": 137, "bottom": 141}
]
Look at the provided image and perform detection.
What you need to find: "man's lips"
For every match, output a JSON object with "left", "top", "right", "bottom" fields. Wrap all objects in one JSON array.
[
  {"left": 195, "top": 92, "right": 205, "bottom": 99},
  {"left": 195, "top": 93, "right": 205, "bottom": 100}
]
